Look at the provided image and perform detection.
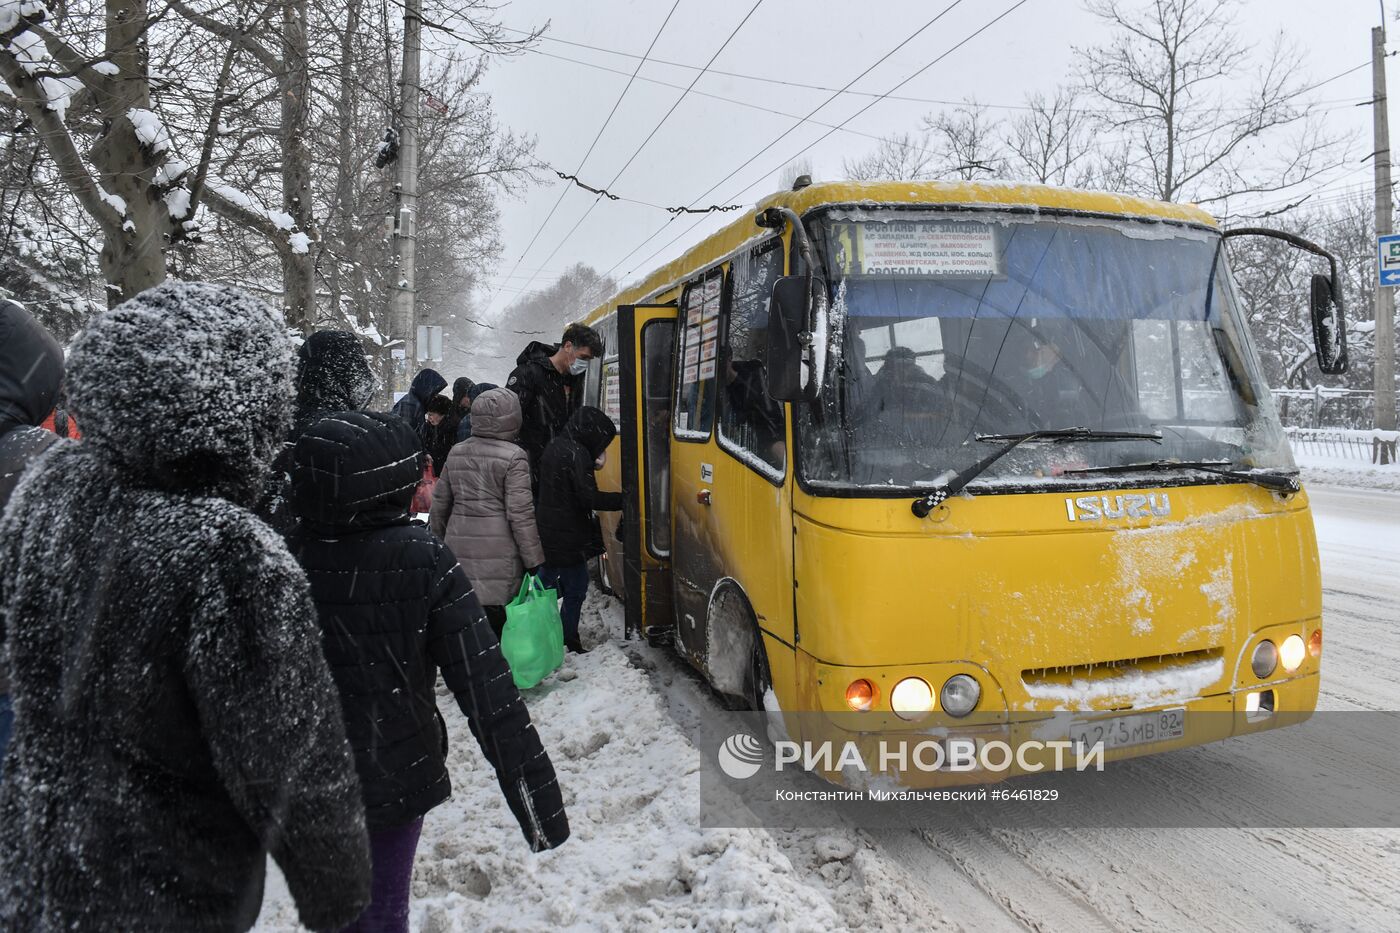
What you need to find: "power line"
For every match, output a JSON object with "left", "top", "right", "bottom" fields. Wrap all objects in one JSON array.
[
  {"left": 513, "top": 0, "right": 767, "bottom": 301},
  {"left": 596, "top": 0, "right": 969, "bottom": 282},
  {"left": 483, "top": 0, "right": 684, "bottom": 317},
  {"left": 613, "top": 0, "right": 1034, "bottom": 283},
  {"left": 503, "top": 24, "right": 1377, "bottom": 117}
]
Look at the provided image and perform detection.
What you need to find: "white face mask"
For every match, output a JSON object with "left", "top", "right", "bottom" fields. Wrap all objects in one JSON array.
[
  {"left": 569, "top": 357, "right": 590, "bottom": 376},
  {"left": 594, "top": 450, "right": 607, "bottom": 469}
]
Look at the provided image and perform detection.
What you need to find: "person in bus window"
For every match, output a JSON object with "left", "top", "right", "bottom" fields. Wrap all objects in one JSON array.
[{"left": 862, "top": 345, "right": 946, "bottom": 446}]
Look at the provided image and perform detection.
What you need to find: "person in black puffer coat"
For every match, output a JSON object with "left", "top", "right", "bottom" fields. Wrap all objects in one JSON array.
[
  {"left": 0, "top": 282, "right": 370, "bottom": 932},
  {"left": 391, "top": 367, "right": 446, "bottom": 441},
  {"left": 259, "top": 328, "right": 376, "bottom": 534},
  {"left": 536, "top": 406, "right": 623, "bottom": 653},
  {"left": 422, "top": 393, "right": 457, "bottom": 478},
  {"left": 0, "top": 299, "right": 64, "bottom": 780},
  {"left": 288, "top": 411, "right": 568, "bottom": 931}
]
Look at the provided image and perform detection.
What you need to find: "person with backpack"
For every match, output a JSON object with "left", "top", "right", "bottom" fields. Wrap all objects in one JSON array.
[
  {"left": 288, "top": 410, "right": 568, "bottom": 931},
  {"left": 0, "top": 282, "right": 370, "bottom": 931},
  {"left": 430, "top": 387, "right": 545, "bottom": 638},
  {"left": 0, "top": 299, "right": 64, "bottom": 780},
  {"left": 535, "top": 406, "right": 623, "bottom": 654}
]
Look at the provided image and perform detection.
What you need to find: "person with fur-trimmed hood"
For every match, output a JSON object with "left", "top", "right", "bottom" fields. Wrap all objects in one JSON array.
[
  {"left": 0, "top": 283, "right": 370, "bottom": 932},
  {"left": 289, "top": 410, "right": 568, "bottom": 930},
  {"left": 0, "top": 298, "right": 64, "bottom": 780}
]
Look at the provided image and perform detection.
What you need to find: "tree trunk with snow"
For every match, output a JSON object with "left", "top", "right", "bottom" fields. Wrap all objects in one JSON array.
[{"left": 280, "top": 0, "right": 315, "bottom": 333}]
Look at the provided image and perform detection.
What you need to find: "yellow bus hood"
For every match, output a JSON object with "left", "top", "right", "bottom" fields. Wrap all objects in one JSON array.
[{"left": 793, "top": 484, "right": 1320, "bottom": 711}]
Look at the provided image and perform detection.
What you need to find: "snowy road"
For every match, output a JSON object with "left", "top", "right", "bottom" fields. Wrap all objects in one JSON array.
[{"left": 255, "top": 484, "right": 1400, "bottom": 932}]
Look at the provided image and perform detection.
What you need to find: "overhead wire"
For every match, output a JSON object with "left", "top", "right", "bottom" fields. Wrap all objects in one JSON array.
[
  {"left": 509, "top": 0, "right": 769, "bottom": 304},
  {"left": 480, "top": 0, "right": 684, "bottom": 319}
]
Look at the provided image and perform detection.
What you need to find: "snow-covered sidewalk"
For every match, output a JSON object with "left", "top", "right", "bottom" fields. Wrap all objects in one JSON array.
[
  {"left": 1296, "top": 451, "right": 1400, "bottom": 492},
  {"left": 253, "top": 599, "right": 943, "bottom": 932}
]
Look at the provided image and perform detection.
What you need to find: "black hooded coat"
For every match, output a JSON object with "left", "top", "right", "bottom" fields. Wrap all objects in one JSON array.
[
  {"left": 391, "top": 367, "right": 447, "bottom": 438},
  {"left": 0, "top": 283, "right": 370, "bottom": 932},
  {"left": 0, "top": 300, "right": 64, "bottom": 699},
  {"left": 535, "top": 406, "right": 623, "bottom": 567},
  {"left": 286, "top": 411, "right": 569, "bottom": 847},
  {"left": 259, "top": 329, "right": 375, "bottom": 534}
]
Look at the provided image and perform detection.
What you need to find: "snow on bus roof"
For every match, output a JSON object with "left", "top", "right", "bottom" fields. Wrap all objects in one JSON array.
[{"left": 583, "top": 180, "right": 1217, "bottom": 325}]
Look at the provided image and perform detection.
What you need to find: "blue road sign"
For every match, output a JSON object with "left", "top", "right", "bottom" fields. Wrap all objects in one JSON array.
[{"left": 1379, "top": 234, "right": 1400, "bottom": 287}]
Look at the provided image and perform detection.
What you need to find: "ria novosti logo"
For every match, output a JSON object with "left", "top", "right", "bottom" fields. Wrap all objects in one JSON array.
[
  {"left": 717, "top": 733, "right": 766, "bottom": 779},
  {"left": 717, "top": 732, "right": 1110, "bottom": 779}
]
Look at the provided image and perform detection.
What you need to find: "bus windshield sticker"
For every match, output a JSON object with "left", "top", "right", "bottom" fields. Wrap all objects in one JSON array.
[
  {"left": 684, "top": 344, "right": 700, "bottom": 368},
  {"left": 698, "top": 359, "right": 717, "bottom": 380},
  {"left": 683, "top": 365, "right": 698, "bottom": 384},
  {"left": 832, "top": 220, "right": 1001, "bottom": 277},
  {"left": 700, "top": 462, "right": 714, "bottom": 482},
  {"left": 701, "top": 319, "right": 719, "bottom": 341},
  {"left": 701, "top": 339, "right": 718, "bottom": 361}
]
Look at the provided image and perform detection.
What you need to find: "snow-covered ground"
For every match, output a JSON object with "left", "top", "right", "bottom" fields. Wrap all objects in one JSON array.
[
  {"left": 1297, "top": 450, "right": 1400, "bottom": 493},
  {"left": 255, "top": 482, "right": 1400, "bottom": 932}
]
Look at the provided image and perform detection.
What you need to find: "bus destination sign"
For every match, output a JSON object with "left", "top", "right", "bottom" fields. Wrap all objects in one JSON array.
[{"left": 832, "top": 220, "right": 1001, "bottom": 277}]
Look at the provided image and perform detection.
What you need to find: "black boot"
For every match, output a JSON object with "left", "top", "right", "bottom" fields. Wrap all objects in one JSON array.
[{"left": 566, "top": 638, "right": 588, "bottom": 655}]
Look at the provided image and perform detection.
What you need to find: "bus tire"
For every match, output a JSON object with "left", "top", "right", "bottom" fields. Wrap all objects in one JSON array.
[{"left": 709, "top": 583, "right": 769, "bottom": 710}]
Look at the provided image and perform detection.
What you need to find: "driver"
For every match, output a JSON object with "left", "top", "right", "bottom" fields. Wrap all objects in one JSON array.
[{"left": 1018, "top": 327, "right": 1086, "bottom": 426}]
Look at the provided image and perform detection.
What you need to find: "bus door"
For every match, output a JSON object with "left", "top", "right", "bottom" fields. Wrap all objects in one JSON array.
[{"left": 618, "top": 304, "right": 677, "bottom": 640}]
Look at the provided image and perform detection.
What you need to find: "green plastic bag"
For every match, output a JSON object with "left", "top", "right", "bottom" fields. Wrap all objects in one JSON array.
[{"left": 500, "top": 574, "right": 564, "bottom": 689}]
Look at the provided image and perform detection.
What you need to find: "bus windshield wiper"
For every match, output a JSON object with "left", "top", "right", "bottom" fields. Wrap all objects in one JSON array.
[
  {"left": 911, "top": 427, "right": 1163, "bottom": 517},
  {"left": 1060, "top": 459, "right": 1301, "bottom": 494}
]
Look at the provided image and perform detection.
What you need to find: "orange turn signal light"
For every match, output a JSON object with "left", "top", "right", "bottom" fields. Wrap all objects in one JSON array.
[
  {"left": 1308, "top": 629, "right": 1323, "bottom": 658},
  {"left": 845, "top": 679, "right": 877, "bottom": 711}
]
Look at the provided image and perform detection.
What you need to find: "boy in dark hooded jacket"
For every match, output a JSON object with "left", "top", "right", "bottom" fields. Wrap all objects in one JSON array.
[
  {"left": 0, "top": 282, "right": 370, "bottom": 932},
  {"left": 288, "top": 411, "right": 568, "bottom": 931},
  {"left": 535, "top": 406, "right": 623, "bottom": 653}
]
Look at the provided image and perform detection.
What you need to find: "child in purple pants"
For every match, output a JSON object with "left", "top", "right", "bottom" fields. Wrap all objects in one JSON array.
[{"left": 288, "top": 412, "right": 570, "bottom": 932}]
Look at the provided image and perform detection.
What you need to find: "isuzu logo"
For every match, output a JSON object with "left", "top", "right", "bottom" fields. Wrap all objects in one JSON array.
[{"left": 1065, "top": 493, "right": 1171, "bottom": 522}]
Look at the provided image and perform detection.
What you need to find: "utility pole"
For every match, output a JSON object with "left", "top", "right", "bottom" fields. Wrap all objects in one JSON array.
[
  {"left": 390, "top": 0, "right": 421, "bottom": 390},
  {"left": 1373, "top": 23, "right": 1396, "bottom": 434}
]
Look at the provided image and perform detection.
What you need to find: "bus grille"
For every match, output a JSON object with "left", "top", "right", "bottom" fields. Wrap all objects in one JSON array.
[{"left": 1020, "top": 648, "right": 1226, "bottom": 710}]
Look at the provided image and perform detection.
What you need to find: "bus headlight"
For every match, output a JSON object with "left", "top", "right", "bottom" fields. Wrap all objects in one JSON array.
[
  {"left": 940, "top": 675, "right": 981, "bottom": 718},
  {"left": 1251, "top": 640, "right": 1278, "bottom": 679},
  {"left": 891, "top": 677, "right": 934, "bottom": 720},
  {"left": 1279, "top": 635, "right": 1306, "bottom": 672}
]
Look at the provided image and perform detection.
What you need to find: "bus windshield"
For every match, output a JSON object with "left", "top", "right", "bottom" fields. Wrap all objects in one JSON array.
[{"left": 799, "top": 209, "right": 1294, "bottom": 492}]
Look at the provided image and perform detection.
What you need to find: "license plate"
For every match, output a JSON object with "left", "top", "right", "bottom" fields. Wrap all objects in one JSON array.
[{"left": 1069, "top": 707, "right": 1186, "bottom": 752}]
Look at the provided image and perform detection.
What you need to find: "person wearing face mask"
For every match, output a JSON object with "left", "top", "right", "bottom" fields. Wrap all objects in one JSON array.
[
  {"left": 506, "top": 323, "right": 603, "bottom": 495},
  {"left": 1019, "top": 329, "right": 1085, "bottom": 428}
]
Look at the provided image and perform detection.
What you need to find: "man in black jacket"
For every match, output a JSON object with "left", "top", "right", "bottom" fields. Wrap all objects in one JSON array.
[
  {"left": 506, "top": 323, "right": 603, "bottom": 493},
  {"left": 536, "top": 406, "right": 623, "bottom": 653},
  {"left": 0, "top": 298, "right": 64, "bottom": 780},
  {"left": 288, "top": 411, "right": 568, "bottom": 928}
]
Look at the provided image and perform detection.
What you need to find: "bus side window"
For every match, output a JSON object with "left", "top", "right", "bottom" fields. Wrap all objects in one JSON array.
[
  {"left": 674, "top": 269, "right": 722, "bottom": 440},
  {"left": 719, "top": 240, "right": 786, "bottom": 475}
]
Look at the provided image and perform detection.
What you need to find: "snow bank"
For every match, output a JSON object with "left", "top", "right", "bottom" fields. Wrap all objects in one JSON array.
[
  {"left": 1296, "top": 451, "right": 1400, "bottom": 493},
  {"left": 253, "top": 601, "right": 851, "bottom": 932}
]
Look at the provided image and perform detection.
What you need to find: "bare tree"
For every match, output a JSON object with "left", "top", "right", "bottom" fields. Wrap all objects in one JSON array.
[
  {"left": 842, "top": 131, "right": 940, "bottom": 181},
  {"left": 925, "top": 101, "right": 1005, "bottom": 180},
  {"left": 1005, "top": 87, "right": 1095, "bottom": 186},
  {"left": 1077, "top": 0, "right": 1346, "bottom": 207}
]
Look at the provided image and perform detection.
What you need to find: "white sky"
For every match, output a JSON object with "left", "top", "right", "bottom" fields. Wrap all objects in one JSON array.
[{"left": 456, "top": 0, "right": 1399, "bottom": 322}]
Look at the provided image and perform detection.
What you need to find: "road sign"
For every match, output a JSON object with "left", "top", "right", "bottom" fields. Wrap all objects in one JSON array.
[
  {"left": 1378, "top": 234, "right": 1400, "bottom": 287},
  {"left": 416, "top": 324, "right": 442, "bottom": 361}
]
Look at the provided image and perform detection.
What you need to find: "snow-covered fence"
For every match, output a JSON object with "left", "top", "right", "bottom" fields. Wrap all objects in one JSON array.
[
  {"left": 1272, "top": 387, "right": 1380, "bottom": 430},
  {"left": 1286, "top": 427, "right": 1400, "bottom": 464}
]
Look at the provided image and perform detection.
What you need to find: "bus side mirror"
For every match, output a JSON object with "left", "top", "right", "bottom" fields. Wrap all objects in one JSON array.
[
  {"left": 766, "top": 275, "right": 811, "bottom": 402},
  {"left": 1310, "top": 273, "right": 1348, "bottom": 375}
]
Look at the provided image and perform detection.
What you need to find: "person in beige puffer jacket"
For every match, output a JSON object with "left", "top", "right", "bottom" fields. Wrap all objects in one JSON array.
[{"left": 430, "top": 387, "right": 545, "bottom": 635}]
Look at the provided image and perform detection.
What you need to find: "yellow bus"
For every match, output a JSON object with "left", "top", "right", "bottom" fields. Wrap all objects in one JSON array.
[{"left": 576, "top": 180, "right": 1345, "bottom": 784}]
